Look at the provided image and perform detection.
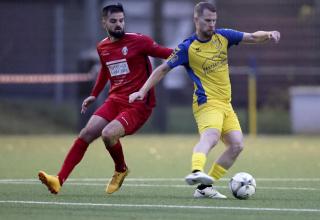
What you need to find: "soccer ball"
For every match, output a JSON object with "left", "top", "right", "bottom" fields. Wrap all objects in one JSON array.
[{"left": 229, "top": 172, "right": 256, "bottom": 200}]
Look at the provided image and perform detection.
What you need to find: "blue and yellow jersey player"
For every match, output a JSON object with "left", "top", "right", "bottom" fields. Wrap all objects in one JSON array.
[
  {"left": 167, "top": 29, "right": 243, "bottom": 137},
  {"left": 129, "top": 1, "right": 280, "bottom": 199}
]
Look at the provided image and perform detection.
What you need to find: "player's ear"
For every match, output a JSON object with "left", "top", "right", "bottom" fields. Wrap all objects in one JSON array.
[
  {"left": 101, "top": 17, "right": 107, "bottom": 28},
  {"left": 193, "top": 16, "right": 198, "bottom": 25}
]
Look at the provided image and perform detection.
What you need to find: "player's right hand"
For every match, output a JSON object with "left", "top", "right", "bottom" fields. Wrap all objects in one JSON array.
[
  {"left": 270, "top": 31, "right": 280, "bottom": 43},
  {"left": 129, "top": 91, "right": 145, "bottom": 103},
  {"left": 81, "top": 96, "right": 96, "bottom": 114}
]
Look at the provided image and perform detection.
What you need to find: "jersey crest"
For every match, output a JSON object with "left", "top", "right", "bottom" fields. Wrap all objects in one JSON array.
[{"left": 122, "top": 46, "right": 128, "bottom": 56}]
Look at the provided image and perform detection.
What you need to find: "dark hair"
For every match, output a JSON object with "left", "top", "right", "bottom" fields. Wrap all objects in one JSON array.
[
  {"left": 194, "top": 1, "right": 216, "bottom": 17},
  {"left": 102, "top": 3, "right": 124, "bottom": 17}
]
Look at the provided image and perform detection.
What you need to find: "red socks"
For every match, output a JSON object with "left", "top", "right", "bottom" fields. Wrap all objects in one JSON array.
[
  {"left": 57, "top": 138, "right": 89, "bottom": 185},
  {"left": 106, "top": 141, "right": 127, "bottom": 172},
  {"left": 57, "top": 138, "right": 127, "bottom": 185}
]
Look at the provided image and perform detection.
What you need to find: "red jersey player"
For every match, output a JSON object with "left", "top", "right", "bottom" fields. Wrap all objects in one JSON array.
[{"left": 38, "top": 3, "right": 172, "bottom": 195}]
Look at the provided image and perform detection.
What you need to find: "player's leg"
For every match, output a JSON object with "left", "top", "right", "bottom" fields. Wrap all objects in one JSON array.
[
  {"left": 215, "top": 130, "right": 244, "bottom": 169},
  {"left": 91, "top": 99, "right": 129, "bottom": 193},
  {"left": 197, "top": 107, "right": 243, "bottom": 198},
  {"left": 200, "top": 130, "right": 243, "bottom": 195},
  {"left": 58, "top": 115, "right": 108, "bottom": 183},
  {"left": 102, "top": 119, "right": 127, "bottom": 172},
  {"left": 185, "top": 128, "right": 220, "bottom": 185},
  {"left": 208, "top": 107, "right": 243, "bottom": 180},
  {"left": 187, "top": 128, "right": 227, "bottom": 199},
  {"left": 187, "top": 104, "right": 227, "bottom": 198},
  {"left": 38, "top": 115, "right": 108, "bottom": 194},
  {"left": 185, "top": 104, "right": 223, "bottom": 186},
  {"left": 101, "top": 119, "right": 128, "bottom": 194},
  {"left": 196, "top": 130, "right": 243, "bottom": 199},
  {"left": 102, "top": 104, "right": 152, "bottom": 194}
]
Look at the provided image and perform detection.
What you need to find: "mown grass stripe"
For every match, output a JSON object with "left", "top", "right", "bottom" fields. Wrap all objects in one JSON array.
[
  {"left": 0, "top": 200, "right": 319, "bottom": 213},
  {"left": 0, "top": 181, "right": 319, "bottom": 191}
]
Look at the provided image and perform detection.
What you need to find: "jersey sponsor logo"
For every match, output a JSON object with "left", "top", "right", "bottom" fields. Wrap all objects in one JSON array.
[
  {"left": 202, "top": 51, "right": 227, "bottom": 74},
  {"left": 167, "top": 47, "right": 180, "bottom": 64},
  {"left": 122, "top": 46, "right": 128, "bottom": 56},
  {"left": 106, "top": 59, "right": 130, "bottom": 77}
]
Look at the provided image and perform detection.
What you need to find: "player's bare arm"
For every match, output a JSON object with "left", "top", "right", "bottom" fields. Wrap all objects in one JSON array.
[
  {"left": 129, "top": 63, "right": 171, "bottom": 103},
  {"left": 242, "top": 31, "right": 280, "bottom": 44}
]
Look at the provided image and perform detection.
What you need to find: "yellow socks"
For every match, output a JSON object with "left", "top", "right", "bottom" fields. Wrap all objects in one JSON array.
[
  {"left": 208, "top": 163, "right": 227, "bottom": 180},
  {"left": 191, "top": 153, "right": 228, "bottom": 182},
  {"left": 191, "top": 152, "right": 207, "bottom": 172}
]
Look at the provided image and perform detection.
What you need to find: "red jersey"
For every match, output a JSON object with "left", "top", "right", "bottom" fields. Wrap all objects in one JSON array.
[{"left": 90, "top": 33, "right": 173, "bottom": 107}]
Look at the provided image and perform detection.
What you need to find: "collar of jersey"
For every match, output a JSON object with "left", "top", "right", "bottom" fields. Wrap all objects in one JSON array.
[{"left": 193, "top": 33, "right": 213, "bottom": 43}]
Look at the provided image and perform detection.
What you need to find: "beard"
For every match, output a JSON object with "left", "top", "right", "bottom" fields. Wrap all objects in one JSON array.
[
  {"left": 108, "top": 29, "right": 125, "bottom": 39},
  {"left": 204, "top": 30, "right": 214, "bottom": 38}
]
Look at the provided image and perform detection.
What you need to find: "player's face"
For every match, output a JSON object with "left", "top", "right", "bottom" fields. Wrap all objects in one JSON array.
[
  {"left": 195, "top": 9, "right": 217, "bottom": 39},
  {"left": 102, "top": 12, "right": 125, "bottom": 39}
]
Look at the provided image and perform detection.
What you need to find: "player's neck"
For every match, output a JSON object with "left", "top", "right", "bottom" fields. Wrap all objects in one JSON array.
[
  {"left": 196, "top": 31, "right": 211, "bottom": 42},
  {"left": 108, "top": 33, "right": 125, "bottom": 42},
  {"left": 109, "top": 36, "right": 120, "bottom": 42}
]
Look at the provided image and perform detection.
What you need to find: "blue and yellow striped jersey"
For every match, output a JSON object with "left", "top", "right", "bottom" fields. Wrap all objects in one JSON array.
[{"left": 167, "top": 29, "right": 243, "bottom": 106}]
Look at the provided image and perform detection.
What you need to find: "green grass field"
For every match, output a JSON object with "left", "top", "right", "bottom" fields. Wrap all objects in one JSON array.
[{"left": 0, "top": 135, "right": 320, "bottom": 220}]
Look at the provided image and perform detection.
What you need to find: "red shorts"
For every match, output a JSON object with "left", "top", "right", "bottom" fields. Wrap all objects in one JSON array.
[{"left": 93, "top": 98, "right": 152, "bottom": 135}]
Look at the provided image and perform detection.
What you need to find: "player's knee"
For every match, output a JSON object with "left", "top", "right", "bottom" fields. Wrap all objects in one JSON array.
[
  {"left": 201, "top": 131, "right": 220, "bottom": 148},
  {"left": 101, "top": 130, "right": 117, "bottom": 147},
  {"left": 210, "top": 138, "right": 220, "bottom": 147},
  {"left": 79, "top": 127, "right": 98, "bottom": 143},
  {"left": 230, "top": 142, "right": 244, "bottom": 157}
]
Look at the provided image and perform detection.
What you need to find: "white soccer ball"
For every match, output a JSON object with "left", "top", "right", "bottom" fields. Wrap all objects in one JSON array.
[{"left": 229, "top": 172, "right": 256, "bottom": 200}]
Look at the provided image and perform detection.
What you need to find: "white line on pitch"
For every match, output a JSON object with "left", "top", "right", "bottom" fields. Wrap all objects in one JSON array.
[
  {"left": 0, "top": 181, "right": 319, "bottom": 191},
  {"left": 0, "top": 200, "right": 319, "bottom": 213},
  {"left": 0, "top": 178, "right": 320, "bottom": 182}
]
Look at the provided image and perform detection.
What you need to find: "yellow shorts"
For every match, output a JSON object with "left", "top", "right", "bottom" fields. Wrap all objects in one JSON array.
[{"left": 193, "top": 100, "right": 241, "bottom": 134}]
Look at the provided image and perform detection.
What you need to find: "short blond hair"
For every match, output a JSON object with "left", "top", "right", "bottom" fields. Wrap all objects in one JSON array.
[{"left": 194, "top": 1, "right": 216, "bottom": 17}]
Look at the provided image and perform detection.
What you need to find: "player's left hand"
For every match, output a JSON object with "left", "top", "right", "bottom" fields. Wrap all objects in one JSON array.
[
  {"left": 129, "top": 91, "right": 145, "bottom": 103},
  {"left": 270, "top": 31, "right": 280, "bottom": 43},
  {"left": 81, "top": 96, "right": 96, "bottom": 114}
]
